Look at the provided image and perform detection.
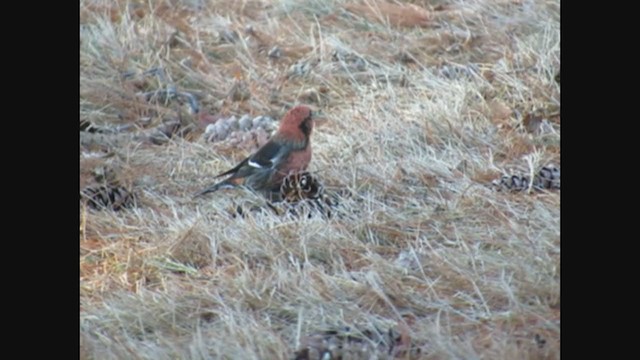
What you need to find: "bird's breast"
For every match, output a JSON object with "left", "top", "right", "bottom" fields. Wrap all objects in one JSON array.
[{"left": 282, "top": 145, "right": 311, "bottom": 172}]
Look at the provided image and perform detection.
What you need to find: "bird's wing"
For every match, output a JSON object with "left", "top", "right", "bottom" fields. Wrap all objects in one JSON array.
[
  {"left": 247, "top": 140, "right": 289, "bottom": 169},
  {"left": 213, "top": 157, "right": 250, "bottom": 178},
  {"left": 213, "top": 140, "right": 288, "bottom": 180}
]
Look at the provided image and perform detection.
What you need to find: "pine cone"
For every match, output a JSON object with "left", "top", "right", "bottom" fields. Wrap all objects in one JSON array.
[
  {"left": 494, "top": 165, "right": 560, "bottom": 192},
  {"left": 81, "top": 185, "right": 136, "bottom": 211},
  {"left": 231, "top": 172, "right": 342, "bottom": 219},
  {"left": 280, "top": 171, "right": 325, "bottom": 203},
  {"left": 293, "top": 326, "right": 420, "bottom": 360},
  {"left": 533, "top": 165, "right": 560, "bottom": 190}
]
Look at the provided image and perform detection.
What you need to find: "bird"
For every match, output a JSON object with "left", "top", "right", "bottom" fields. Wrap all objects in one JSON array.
[{"left": 194, "top": 105, "right": 315, "bottom": 200}]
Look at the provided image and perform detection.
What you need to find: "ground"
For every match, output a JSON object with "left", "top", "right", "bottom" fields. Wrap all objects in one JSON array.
[{"left": 80, "top": 0, "right": 560, "bottom": 358}]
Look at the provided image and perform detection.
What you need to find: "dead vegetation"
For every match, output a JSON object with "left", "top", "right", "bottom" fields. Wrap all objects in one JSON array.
[{"left": 80, "top": 0, "right": 560, "bottom": 358}]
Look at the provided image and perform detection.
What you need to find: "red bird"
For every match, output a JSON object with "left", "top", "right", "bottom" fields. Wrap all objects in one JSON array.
[{"left": 195, "top": 105, "right": 315, "bottom": 199}]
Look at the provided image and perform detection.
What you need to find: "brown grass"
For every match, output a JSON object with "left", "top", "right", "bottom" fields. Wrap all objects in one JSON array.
[{"left": 80, "top": 0, "right": 560, "bottom": 358}]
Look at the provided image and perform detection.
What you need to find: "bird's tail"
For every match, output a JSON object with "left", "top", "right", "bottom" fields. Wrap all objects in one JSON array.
[{"left": 193, "top": 179, "right": 238, "bottom": 198}]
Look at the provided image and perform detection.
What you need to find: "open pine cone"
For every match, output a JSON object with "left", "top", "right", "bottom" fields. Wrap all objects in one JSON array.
[
  {"left": 80, "top": 166, "right": 137, "bottom": 211},
  {"left": 293, "top": 325, "right": 420, "bottom": 360},
  {"left": 231, "top": 172, "right": 340, "bottom": 219},
  {"left": 280, "top": 171, "right": 325, "bottom": 203},
  {"left": 81, "top": 185, "right": 136, "bottom": 211},
  {"left": 494, "top": 165, "right": 560, "bottom": 192}
]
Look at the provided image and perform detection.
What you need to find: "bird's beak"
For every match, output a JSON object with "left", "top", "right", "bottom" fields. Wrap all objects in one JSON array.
[{"left": 311, "top": 111, "right": 328, "bottom": 126}]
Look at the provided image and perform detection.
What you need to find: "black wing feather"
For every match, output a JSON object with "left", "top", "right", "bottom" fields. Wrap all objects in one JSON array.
[{"left": 214, "top": 140, "right": 288, "bottom": 179}]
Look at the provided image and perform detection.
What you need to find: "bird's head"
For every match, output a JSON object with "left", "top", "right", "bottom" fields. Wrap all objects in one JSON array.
[{"left": 276, "top": 105, "right": 315, "bottom": 146}]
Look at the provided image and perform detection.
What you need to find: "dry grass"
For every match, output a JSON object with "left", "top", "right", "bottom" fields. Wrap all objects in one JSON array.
[{"left": 80, "top": 0, "right": 560, "bottom": 358}]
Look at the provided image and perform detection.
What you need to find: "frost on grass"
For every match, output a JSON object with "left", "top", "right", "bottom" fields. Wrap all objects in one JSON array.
[{"left": 81, "top": 0, "right": 560, "bottom": 359}]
